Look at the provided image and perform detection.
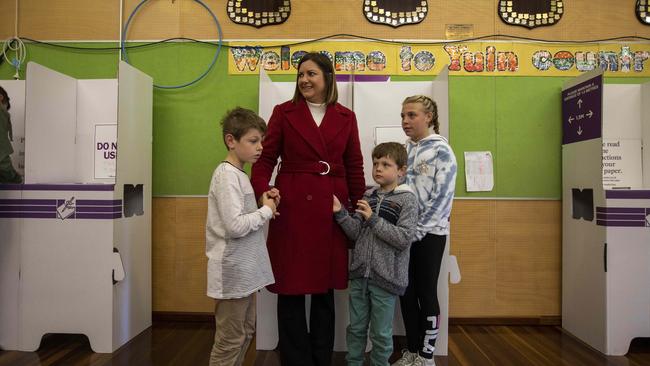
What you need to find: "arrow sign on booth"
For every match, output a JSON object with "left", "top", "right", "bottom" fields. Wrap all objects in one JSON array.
[{"left": 562, "top": 75, "right": 602, "bottom": 145}]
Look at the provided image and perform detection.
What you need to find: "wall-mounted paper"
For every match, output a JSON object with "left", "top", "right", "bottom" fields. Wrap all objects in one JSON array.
[
  {"left": 94, "top": 124, "right": 117, "bottom": 179},
  {"left": 464, "top": 151, "right": 494, "bottom": 192}
]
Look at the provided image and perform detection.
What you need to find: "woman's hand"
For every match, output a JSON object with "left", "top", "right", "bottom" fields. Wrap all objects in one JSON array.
[
  {"left": 332, "top": 195, "right": 341, "bottom": 213},
  {"left": 261, "top": 191, "right": 280, "bottom": 218},
  {"left": 266, "top": 188, "right": 281, "bottom": 206}
]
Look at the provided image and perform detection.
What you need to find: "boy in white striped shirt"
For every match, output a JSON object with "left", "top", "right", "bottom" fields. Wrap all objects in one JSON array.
[{"left": 206, "top": 107, "right": 279, "bottom": 366}]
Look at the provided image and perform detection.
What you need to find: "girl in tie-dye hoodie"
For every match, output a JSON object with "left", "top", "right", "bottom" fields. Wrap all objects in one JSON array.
[{"left": 392, "top": 95, "right": 457, "bottom": 366}]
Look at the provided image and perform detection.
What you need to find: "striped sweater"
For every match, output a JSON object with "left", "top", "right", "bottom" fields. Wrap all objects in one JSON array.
[
  {"left": 206, "top": 162, "right": 275, "bottom": 299},
  {"left": 334, "top": 184, "right": 417, "bottom": 295}
]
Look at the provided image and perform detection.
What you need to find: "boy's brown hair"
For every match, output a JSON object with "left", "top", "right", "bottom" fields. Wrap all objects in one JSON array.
[
  {"left": 220, "top": 107, "right": 267, "bottom": 145},
  {"left": 372, "top": 142, "right": 407, "bottom": 168}
]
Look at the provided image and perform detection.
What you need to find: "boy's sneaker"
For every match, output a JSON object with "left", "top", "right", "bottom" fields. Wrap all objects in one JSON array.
[
  {"left": 391, "top": 349, "right": 417, "bottom": 366},
  {"left": 411, "top": 354, "right": 436, "bottom": 366}
]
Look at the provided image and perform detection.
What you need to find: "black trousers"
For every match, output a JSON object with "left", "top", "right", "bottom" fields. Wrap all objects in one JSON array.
[
  {"left": 399, "top": 234, "right": 446, "bottom": 359},
  {"left": 277, "top": 290, "right": 335, "bottom": 366}
]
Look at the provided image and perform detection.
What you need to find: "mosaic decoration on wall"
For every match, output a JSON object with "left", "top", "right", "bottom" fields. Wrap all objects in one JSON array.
[
  {"left": 637, "top": 0, "right": 650, "bottom": 25},
  {"left": 227, "top": 0, "right": 290, "bottom": 28},
  {"left": 498, "top": 0, "right": 563, "bottom": 29},
  {"left": 363, "top": 0, "right": 428, "bottom": 27}
]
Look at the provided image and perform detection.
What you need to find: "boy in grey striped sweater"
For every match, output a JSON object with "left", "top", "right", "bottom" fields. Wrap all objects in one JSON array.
[
  {"left": 333, "top": 142, "right": 418, "bottom": 366},
  {"left": 206, "top": 108, "right": 279, "bottom": 366}
]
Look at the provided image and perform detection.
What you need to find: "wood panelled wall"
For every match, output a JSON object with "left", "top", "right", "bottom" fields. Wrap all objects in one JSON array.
[
  {"left": 1, "top": 0, "right": 647, "bottom": 41},
  {"left": 154, "top": 197, "right": 561, "bottom": 317}
]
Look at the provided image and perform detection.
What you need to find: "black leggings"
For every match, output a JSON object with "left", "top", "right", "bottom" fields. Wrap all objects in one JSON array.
[
  {"left": 277, "top": 290, "right": 335, "bottom": 366},
  {"left": 399, "top": 234, "right": 446, "bottom": 359}
]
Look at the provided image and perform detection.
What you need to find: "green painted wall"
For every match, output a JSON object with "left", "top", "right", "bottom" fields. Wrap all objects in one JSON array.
[{"left": 1, "top": 42, "right": 647, "bottom": 198}]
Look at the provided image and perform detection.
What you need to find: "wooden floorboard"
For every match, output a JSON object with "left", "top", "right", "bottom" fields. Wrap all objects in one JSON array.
[{"left": 1, "top": 322, "right": 649, "bottom": 366}]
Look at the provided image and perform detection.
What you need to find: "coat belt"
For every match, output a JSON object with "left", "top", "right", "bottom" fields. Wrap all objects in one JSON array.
[{"left": 278, "top": 161, "right": 346, "bottom": 177}]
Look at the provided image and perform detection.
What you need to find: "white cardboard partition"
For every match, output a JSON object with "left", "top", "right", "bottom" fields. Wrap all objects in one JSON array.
[
  {"left": 112, "top": 61, "right": 153, "bottom": 347},
  {"left": 0, "top": 80, "right": 25, "bottom": 351},
  {"left": 0, "top": 61, "right": 153, "bottom": 353},
  {"left": 257, "top": 69, "right": 460, "bottom": 356},
  {"left": 643, "top": 82, "right": 650, "bottom": 186},
  {"left": 562, "top": 70, "right": 650, "bottom": 355},
  {"left": 24, "top": 64, "right": 78, "bottom": 183}
]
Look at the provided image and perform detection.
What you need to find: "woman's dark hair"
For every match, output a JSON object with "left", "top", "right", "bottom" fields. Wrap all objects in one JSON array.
[{"left": 292, "top": 52, "right": 338, "bottom": 105}]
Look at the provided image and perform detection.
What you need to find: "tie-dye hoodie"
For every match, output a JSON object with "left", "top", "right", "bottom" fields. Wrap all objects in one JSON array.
[{"left": 405, "top": 133, "right": 457, "bottom": 240}]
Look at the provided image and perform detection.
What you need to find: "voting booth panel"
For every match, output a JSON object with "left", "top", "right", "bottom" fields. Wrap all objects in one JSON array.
[
  {"left": 0, "top": 80, "right": 25, "bottom": 351},
  {"left": 256, "top": 70, "right": 460, "bottom": 356},
  {"left": 562, "top": 71, "right": 650, "bottom": 356},
  {"left": 0, "top": 62, "right": 153, "bottom": 353}
]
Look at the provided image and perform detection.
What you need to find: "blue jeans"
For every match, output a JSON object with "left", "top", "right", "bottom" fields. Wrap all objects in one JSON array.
[{"left": 346, "top": 278, "right": 397, "bottom": 366}]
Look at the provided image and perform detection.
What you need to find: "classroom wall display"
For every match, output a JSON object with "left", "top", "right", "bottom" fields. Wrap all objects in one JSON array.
[
  {"left": 362, "top": 0, "right": 428, "bottom": 27},
  {"left": 636, "top": 0, "right": 650, "bottom": 25},
  {"left": 227, "top": 0, "right": 291, "bottom": 28},
  {"left": 0, "top": 61, "right": 153, "bottom": 353},
  {"left": 562, "top": 70, "right": 650, "bottom": 355},
  {"left": 498, "top": 0, "right": 564, "bottom": 29},
  {"left": 228, "top": 41, "right": 650, "bottom": 77}
]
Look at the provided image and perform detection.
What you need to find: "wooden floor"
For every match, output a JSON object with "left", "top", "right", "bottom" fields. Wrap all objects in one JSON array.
[{"left": 1, "top": 322, "right": 649, "bottom": 366}]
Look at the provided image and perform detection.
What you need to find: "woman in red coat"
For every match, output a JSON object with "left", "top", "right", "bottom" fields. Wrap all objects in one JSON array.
[{"left": 251, "top": 52, "right": 365, "bottom": 366}]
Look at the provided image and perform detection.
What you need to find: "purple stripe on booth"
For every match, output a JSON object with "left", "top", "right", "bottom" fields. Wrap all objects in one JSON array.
[
  {"left": 335, "top": 75, "right": 390, "bottom": 82},
  {"left": 76, "top": 212, "right": 122, "bottom": 219},
  {"left": 596, "top": 213, "right": 646, "bottom": 220},
  {"left": 0, "top": 184, "right": 23, "bottom": 190},
  {"left": 605, "top": 190, "right": 650, "bottom": 199},
  {"left": 77, "top": 199, "right": 122, "bottom": 206},
  {"left": 0, "top": 205, "right": 57, "bottom": 212},
  {"left": 596, "top": 220, "right": 646, "bottom": 227},
  {"left": 0, "top": 199, "right": 57, "bottom": 205},
  {"left": 595, "top": 207, "right": 646, "bottom": 214},
  {"left": 0, "top": 212, "right": 57, "bottom": 219},
  {"left": 76, "top": 206, "right": 122, "bottom": 213}
]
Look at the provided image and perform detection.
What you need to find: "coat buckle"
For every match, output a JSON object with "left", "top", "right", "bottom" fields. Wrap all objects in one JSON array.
[{"left": 318, "top": 161, "right": 330, "bottom": 175}]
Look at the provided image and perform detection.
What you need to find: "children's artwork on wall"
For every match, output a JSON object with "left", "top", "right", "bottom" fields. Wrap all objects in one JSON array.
[
  {"left": 363, "top": 0, "right": 427, "bottom": 27},
  {"left": 637, "top": 0, "right": 650, "bottom": 25},
  {"left": 227, "top": 0, "right": 290, "bottom": 28},
  {"left": 498, "top": 0, "right": 563, "bottom": 29}
]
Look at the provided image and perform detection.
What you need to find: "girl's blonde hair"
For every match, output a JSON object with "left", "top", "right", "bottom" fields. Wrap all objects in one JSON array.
[{"left": 402, "top": 95, "right": 439, "bottom": 134}]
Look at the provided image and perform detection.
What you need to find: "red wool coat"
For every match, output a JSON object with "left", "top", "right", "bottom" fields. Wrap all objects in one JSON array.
[{"left": 251, "top": 99, "right": 365, "bottom": 295}]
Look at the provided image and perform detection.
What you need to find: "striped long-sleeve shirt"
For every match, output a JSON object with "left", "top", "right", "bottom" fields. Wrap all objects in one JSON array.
[
  {"left": 405, "top": 134, "right": 457, "bottom": 240},
  {"left": 206, "top": 162, "right": 275, "bottom": 299}
]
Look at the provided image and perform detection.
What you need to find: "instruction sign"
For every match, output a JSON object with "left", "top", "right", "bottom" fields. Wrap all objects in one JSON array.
[
  {"left": 562, "top": 74, "right": 602, "bottom": 145},
  {"left": 94, "top": 124, "right": 117, "bottom": 179}
]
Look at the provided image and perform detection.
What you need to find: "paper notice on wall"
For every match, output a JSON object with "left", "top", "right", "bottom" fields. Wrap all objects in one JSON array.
[
  {"left": 94, "top": 124, "right": 117, "bottom": 179},
  {"left": 464, "top": 151, "right": 494, "bottom": 192},
  {"left": 602, "top": 139, "right": 642, "bottom": 189}
]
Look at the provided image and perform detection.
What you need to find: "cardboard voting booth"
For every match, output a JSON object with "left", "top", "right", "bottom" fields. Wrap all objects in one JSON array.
[
  {"left": 0, "top": 61, "right": 153, "bottom": 353},
  {"left": 255, "top": 70, "right": 461, "bottom": 356},
  {"left": 562, "top": 70, "right": 650, "bottom": 355}
]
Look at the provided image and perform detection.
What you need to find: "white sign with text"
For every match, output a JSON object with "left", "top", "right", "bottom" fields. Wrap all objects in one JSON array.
[
  {"left": 602, "top": 138, "right": 642, "bottom": 189},
  {"left": 94, "top": 124, "right": 117, "bottom": 179}
]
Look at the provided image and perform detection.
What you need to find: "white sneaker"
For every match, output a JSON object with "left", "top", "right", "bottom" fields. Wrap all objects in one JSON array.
[
  {"left": 412, "top": 355, "right": 436, "bottom": 366},
  {"left": 391, "top": 349, "right": 417, "bottom": 366}
]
